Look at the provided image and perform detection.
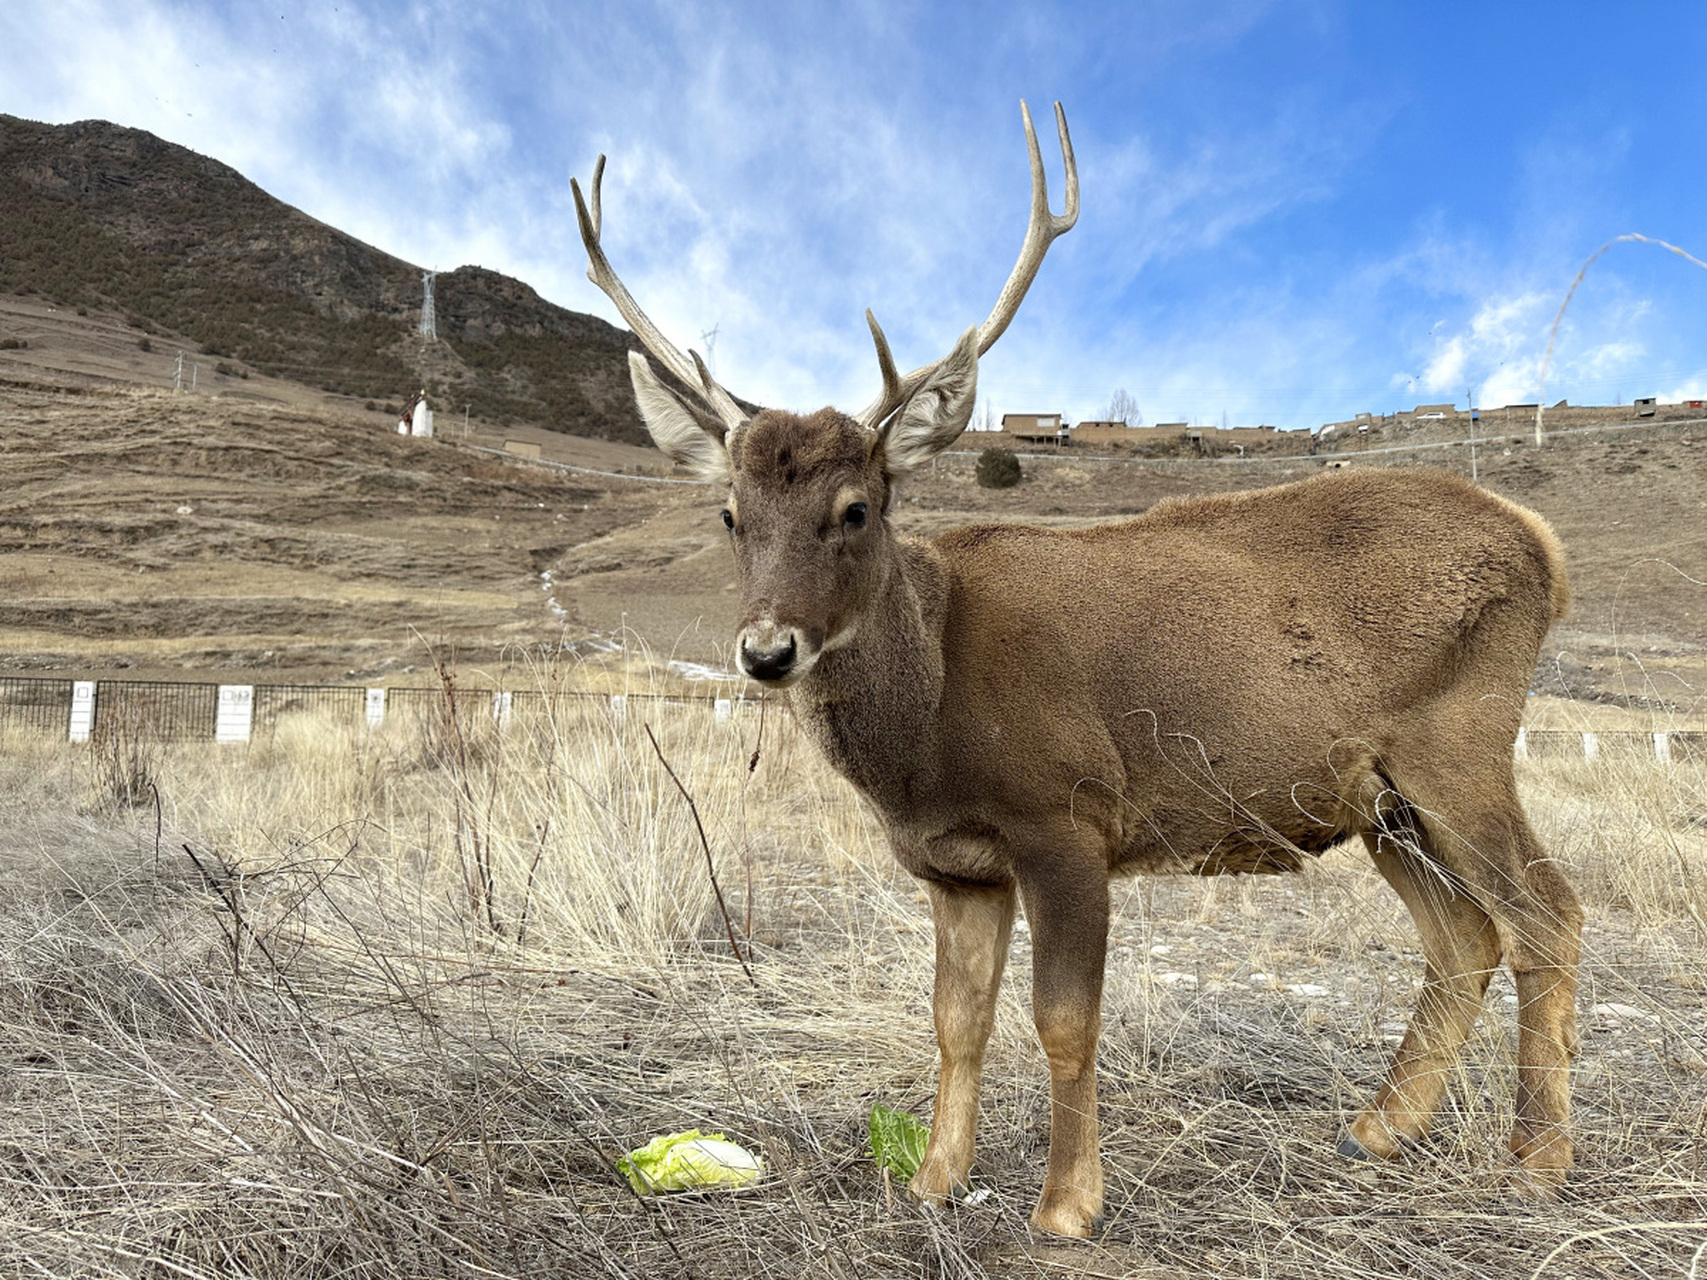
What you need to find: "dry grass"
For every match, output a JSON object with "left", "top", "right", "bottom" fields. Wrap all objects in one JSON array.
[{"left": 0, "top": 674, "right": 1703, "bottom": 1278}]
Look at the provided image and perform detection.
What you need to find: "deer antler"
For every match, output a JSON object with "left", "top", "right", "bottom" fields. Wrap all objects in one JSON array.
[
  {"left": 571, "top": 156, "right": 748, "bottom": 433},
  {"left": 856, "top": 100, "right": 1079, "bottom": 430}
]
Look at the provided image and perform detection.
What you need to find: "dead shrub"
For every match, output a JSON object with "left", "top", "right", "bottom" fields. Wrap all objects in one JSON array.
[{"left": 86, "top": 700, "right": 162, "bottom": 811}]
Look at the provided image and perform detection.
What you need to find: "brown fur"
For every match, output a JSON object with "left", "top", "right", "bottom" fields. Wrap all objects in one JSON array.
[
  {"left": 704, "top": 410, "right": 1580, "bottom": 1235},
  {"left": 733, "top": 409, "right": 869, "bottom": 475}
]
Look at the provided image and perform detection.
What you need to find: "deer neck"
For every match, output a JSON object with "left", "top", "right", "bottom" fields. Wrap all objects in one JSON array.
[{"left": 789, "top": 534, "right": 948, "bottom": 810}]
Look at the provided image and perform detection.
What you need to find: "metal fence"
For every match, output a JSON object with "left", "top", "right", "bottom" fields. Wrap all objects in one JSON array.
[
  {"left": 0, "top": 676, "right": 73, "bottom": 734},
  {"left": 1520, "top": 728, "right": 1705, "bottom": 765},
  {"left": 93, "top": 679, "right": 220, "bottom": 741},
  {"left": 0, "top": 674, "right": 1700, "bottom": 762},
  {"left": 253, "top": 684, "right": 367, "bottom": 730},
  {"left": 0, "top": 675, "right": 744, "bottom": 743}
]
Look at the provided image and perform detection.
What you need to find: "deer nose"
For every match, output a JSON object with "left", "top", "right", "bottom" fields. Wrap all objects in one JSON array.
[{"left": 738, "top": 627, "right": 798, "bottom": 683}]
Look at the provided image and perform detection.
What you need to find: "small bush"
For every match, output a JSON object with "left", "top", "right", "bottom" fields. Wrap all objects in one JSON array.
[
  {"left": 137, "top": 337, "right": 152, "bottom": 353},
  {"left": 975, "top": 447, "right": 1022, "bottom": 488},
  {"left": 0, "top": 338, "right": 26, "bottom": 350},
  {"left": 87, "top": 705, "right": 161, "bottom": 811}
]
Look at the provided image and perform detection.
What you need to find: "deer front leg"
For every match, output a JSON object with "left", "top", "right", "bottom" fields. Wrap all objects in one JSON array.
[
  {"left": 910, "top": 881, "right": 1016, "bottom": 1206},
  {"left": 1019, "top": 866, "right": 1110, "bottom": 1238}
]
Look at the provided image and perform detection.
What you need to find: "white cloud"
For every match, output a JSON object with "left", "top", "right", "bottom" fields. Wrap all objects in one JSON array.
[
  {"left": 1659, "top": 379, "right": 1707, "bottom": 405},
  {"left": 1420, "top": 335, "right": 1467, "bottom": 395},
  {"left": 1395, "top": 263, "right": 1668, "bottom": 410},
  {"left": 1415, "top": 291, "right": 1549, "bottom": 405}
]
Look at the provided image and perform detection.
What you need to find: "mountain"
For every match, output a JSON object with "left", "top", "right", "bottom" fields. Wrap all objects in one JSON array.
[{"left": 0, "top": 114, "right": 648, "bottom": 443}]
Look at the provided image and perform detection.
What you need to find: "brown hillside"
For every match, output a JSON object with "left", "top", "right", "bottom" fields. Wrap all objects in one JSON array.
[
  {"left": 0, "top": 338, "right": 1700, "bottom": 723},
  {"left": 0, "top": 113, "right": 645, "bottom": 441}
]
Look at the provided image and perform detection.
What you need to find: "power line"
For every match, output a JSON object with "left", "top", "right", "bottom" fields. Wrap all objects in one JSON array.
[{"left": 700, "top": 323, "right": 720, "bottom": 377}]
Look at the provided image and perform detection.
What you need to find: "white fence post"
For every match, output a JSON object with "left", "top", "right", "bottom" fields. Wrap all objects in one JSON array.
[
  {"left": 1654, "top": 731, "right": 1671, "bottom": 765},
  {"left": 366, "top": 687, "right": 386, "bottom": 729},
  {"left": 69, "top": 680, "right": 96, "bottom": 743},
  {"left": 1514, "top": 727, "right": 1528, "bottom": 760},
  {"left": 216, "top": 685, "right": 254, "bottom": 744},
  {"left": 492, "top": 690, "right": 513, "bottom": 730},
  {"left": 714, "top": 697, "right": 732, "bottom": 726},
  {"left": 1581, "top": 732, "right": 1599, "bottom": 761},
  {"left": 610, "top": 694, "right": 627, "bottom": 725}
]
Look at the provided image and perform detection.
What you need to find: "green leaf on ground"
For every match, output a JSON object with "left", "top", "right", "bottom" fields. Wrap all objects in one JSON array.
[
  {"left": 617, "top": 1130, "right": 762, "bottom": 1194},
  {"left": 868, "top": 1103, "right": 930, "bottom": 1180}
]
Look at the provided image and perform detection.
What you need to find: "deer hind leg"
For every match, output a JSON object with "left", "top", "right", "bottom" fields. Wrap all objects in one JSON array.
[
  {"left": 1349, "top": 826, "right": 1501, "bottom": 1159},
  {"left": 910, "top": 881, "right": 1016, "bottom": 1207},
  {"left": 1017, "top": 865, "right": 1110, "bottom": 1238},
  {"left": 1376, "top": 765, "right": 1583, "bottom": 1193}
]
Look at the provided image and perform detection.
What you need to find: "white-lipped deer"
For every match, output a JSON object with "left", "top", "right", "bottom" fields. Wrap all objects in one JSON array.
[{"left": 572, "top": 103, "right": 1581, "bottom": 1237}]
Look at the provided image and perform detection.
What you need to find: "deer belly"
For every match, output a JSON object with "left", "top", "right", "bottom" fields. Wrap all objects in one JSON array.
[{"left": 1113, "top": 804, "right": 1350, "bottom": 877}]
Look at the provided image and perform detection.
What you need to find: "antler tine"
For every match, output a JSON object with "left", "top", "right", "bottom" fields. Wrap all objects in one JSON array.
[
  {"left": 587, "top": 155, "right": 604, "bottom": 239},
  {"left": 856, "top": 100, "right": 1078, "bottom": 430},
  {"left": 979, "top": 100, "right": 1078, "bottom": 351},
  {"left": 865, "top": 309, "right": 903, "bottom": 418},
  {"left": 689, "top": 348, "right": 726, "bottom": 406},
  {"left": 571, "top": 159, "right": 747, "bottom": 431}
]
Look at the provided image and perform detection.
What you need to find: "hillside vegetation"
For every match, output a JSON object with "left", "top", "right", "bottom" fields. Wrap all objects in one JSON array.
[{"left": 0, "top": 114, "right": 644, "bottom": 440}]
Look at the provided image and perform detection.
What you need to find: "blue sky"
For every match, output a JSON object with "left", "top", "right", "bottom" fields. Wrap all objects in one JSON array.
[{"left": 4, "top": 1, "right": 1707, "bottom": 430}]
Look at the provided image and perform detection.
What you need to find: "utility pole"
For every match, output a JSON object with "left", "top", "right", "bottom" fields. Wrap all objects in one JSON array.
[
  {"left": 463, "top": 404, "right": 470, "bottom": 439},
  {"left": 1466, "top": 388, "right": 1479, "bottom": 484},
  {"left": 173, "top": 351, "right": 184, "bottom": 394},
  {"left": 191, "top": 362, "right": 198, "bottom": 393}
]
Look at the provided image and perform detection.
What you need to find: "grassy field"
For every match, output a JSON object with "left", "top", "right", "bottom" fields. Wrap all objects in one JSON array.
[{"left": 1, "top": 666, "right": 1703, "bottom": 1279}]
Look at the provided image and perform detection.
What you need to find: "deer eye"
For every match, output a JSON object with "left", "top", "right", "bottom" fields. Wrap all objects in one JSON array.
[
  {"left": 843, "top": 502, "right": 868, "bottom": 529},
  {"left": 720, "top": 509, "right": 735, "bottom": 531}
]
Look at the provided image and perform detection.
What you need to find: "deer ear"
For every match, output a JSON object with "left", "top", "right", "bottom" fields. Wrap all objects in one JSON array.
[
  {"left": 629, "top": 351, "right": 733, "bottom": 484},
  {"left": 876, "top": 326, "right": 978, "bottom": 478}
]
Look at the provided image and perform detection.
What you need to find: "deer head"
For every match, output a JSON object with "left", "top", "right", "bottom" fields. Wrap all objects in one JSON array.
[{"left": 573, "top": 102, "right": 1077, "bottom": 685}]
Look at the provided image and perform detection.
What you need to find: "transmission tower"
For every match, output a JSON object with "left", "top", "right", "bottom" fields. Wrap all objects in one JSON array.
[
  {"left": 420, "top": 271, "right": 437, "bottom": 340},
  {"left": 700, "top": 323, "right": 720, "bottom": 377}
]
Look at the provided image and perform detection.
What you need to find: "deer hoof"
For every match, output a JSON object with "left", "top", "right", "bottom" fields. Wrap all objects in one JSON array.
[
  {"left": 1344, "top": 1111, "right": 1413, "bottom": 1160},
  {"left": 907, "top": 1160, "right": 963, "bottom": 1209},
  {"left": 1500, "top": 1158, "right": 1567, "bottom": 1204},
  {"left": 1337, "top": 1134, "right": 1375, "bottom": 1162},
  {"left": 1502, "top": 1139, "right": 1571, "bottom": 1202},
  {"left": 1030, "top": 1190, "right": 1103, "bottom": 1238}
]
